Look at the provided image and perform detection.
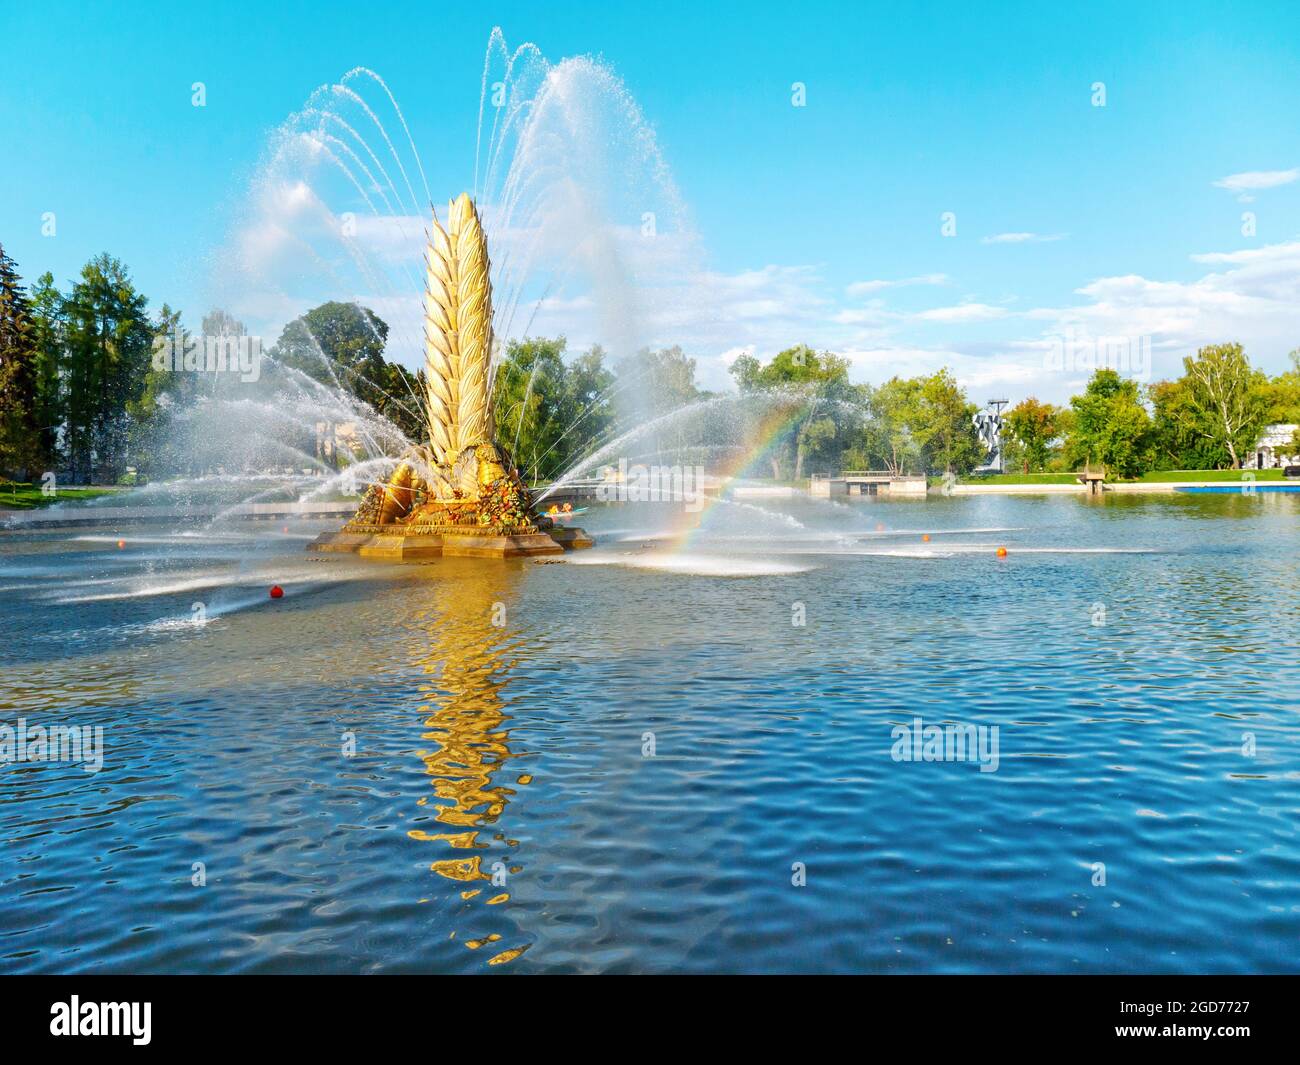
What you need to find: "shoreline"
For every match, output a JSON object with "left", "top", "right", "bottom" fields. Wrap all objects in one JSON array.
[{"left": 948, "top": 479, "right": 1298, "bottom": 495}]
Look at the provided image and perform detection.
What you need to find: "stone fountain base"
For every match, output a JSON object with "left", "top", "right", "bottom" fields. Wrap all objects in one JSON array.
[{"left": 307, "top": 523, "right": 592, "bottom": 560}]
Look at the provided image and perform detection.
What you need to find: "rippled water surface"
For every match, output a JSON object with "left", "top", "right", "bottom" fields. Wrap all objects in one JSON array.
[{"left": 3, "top": 492, "right": 1299, "bottom": 973}]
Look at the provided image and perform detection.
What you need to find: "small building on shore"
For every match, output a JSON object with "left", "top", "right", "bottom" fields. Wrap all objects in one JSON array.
[
  {"left": 1246, "top": 424, "right": 1298, "bottom": 469},
  {"left": 810, "top": 472, "right": 928, "bottom": 497}
]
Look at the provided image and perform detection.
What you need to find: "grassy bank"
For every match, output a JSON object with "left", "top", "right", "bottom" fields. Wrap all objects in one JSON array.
[
  {"left": 951, "top": 468, "right": 1287, "bottom": 486},
  {"left": 0, "top": 483, "right": 123, "bottom": 510},
  {"left": 1123, "top": 468, "right": 1286, "bottom": 482}
]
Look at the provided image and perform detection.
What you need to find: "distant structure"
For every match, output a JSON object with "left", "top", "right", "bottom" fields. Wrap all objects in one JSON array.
[
  {"left": 1246, "top": 423, "right": 1299, "bottom": 469},
  {"left": 973, "top": 399, "right": 1008, "bottom": 474}
]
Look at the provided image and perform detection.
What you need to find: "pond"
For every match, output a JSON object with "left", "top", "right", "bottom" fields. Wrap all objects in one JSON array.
[{"left": 2, "top": 491, "right": 1298, "bottom": 972}]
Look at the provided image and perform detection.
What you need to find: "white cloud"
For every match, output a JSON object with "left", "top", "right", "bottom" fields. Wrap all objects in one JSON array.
[
  {"left": 658, "top": 239, "right": 1300, "bottom": 401},
  {"left": 1212, "top": 168, "right": 1299, "bottom": 201},
  {"left": 718, "top": 345, "right": 754, "bottom": 367},
  {"left": 1017, "top": 240, "right": 1300, "bottom": 389},
  {"left": 981, "top": 232, "right": 1067, "bottom": 245},
  {"left": 845, "top": 273, "right": 948, "bottom": 296},
  {"left": 914, "top": 302, "right": 1010, "bottom": 323},
  {"left": 1190, "top": 240, "right": 1300, "bottom": 266}
]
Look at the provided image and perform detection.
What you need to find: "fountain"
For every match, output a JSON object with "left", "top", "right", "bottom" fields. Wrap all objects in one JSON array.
[{"left": 307, "top": 193, "right": 591, "bottom": 559}]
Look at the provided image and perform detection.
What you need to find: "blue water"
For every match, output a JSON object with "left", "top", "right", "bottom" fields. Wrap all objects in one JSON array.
[
  {"left": 2, "top": 492, "right": 1299, "bottom": 973},
  {"left": 1178, "top": 483, "right": 1300, "bottom": 493}
]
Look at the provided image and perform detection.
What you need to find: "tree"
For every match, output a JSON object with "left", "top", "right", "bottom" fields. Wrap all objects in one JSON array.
[
  {"left": 1066, "top": 368, "right": 1151, "bottom": 478},
  {"left": 1148, "top": 378, "right": 1227, "bottom": 470},
  {"left": 270, "top": 301, "right": 403, "bottom": 464},
  {"left": 910, "top": 369, "right": 983, "bottom": 475},
  {"left": 491, "top": 337, "right": 615, "bottom": 483},
  {"left": 125, "top": 303, "right": 188, "bottom": 478},
  {"left": 272, "top": 301, "right": 390, "bottom": 403},
  {"left": 28, "top": 272, "right": 64, "bottom": 472},
  {"left": 562, "top": 344, "right": 616, "bottom": 467},
  {"left": 1173, "top": 343, "right": 1268, "bottom": 469},
  {"left": 848, "top": 371, "right": 981, "bottom": 476},
  {"left": 729, "top": 345, "right": 864, "bottom": 479},
  {"left": 61, "top": 254, "right": 154, "bottom": 482},
  {"left": 1255, "top": 349, "right": 1300, "bottom": 424},
  {"left": 615, "top": 345, "right": 702, "bottom": 463},
  {"left": 618, "top": 345, "right": 700, "bottom": 415},
  {"left": 1004, "top": 397, "right": 1063, "bottom": 473},
  {"left": 855, "top": 376, "right": 923, "bottom": 475},
  {"left": 0, "top": 244, "right": 41, "bottom": 478}
]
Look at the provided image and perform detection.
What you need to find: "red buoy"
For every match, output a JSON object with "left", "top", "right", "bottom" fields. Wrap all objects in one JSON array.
[
  {"left": 996, "top": 546, "right": 1008, "bottom": 558},
  {"left": 269, "top": 585, "right": 284, "bottom": 599},
  {"left": 117, "top": 539, "right": 126, "bottom": 549}
]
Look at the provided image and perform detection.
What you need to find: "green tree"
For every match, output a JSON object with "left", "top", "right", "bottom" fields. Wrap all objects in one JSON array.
[
  {"left": 1004, "top": 397, "right": 1063, "bottom": 473},
  {"left": 910, "top": 369, "right": 982, "bottom": 475},
  {"left": 270, "top": 301, "right": 407, "bottom": 464},
  {"left": 1148, "top": 378, "right": 1227, "bottom": 470},
  {"left": 271, "top": 301, "right": 390, "bottom": 405},
  {"left": 1066, "top": 368, "right": 1151, "bottom": 478},
  {"left": 28, "top": 272, "right": 64, "bottom": 472},
  {"left": 729, "top": 345, "right": 864, "bottom": 479},
  {"left": 125, "top": 303, "right": 189, "bottom": 478},
  {"left": 492, "top": 337, "right": 615, "bottom": 483},
  {"left": 0, "top": 244, "right": 41, "bottom": 478},
  {"left": 1255, "top": 350, "right": 1300, "bottom": 424},
  {"left": 61, "top": 254, "right": 154, "bottom": 482},
  {"left": 849, "top": 371, "right": 981, "bottom": 476},
  {"left": 562, "top": 344, "right": 616, "bottom": 466},
  {"left": 618, "top": 345, "right": 700, "bottom": 414},
  {"left": 1170, "top": 343, "right": 1268, "bottom": 469},
  {"left": 616, "top": 345, "right": 703, "bottom": 463},
  {"left": 853, "top": 376, "right": 923, "bottom": 475}
]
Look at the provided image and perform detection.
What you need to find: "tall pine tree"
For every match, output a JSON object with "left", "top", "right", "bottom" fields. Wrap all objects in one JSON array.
[
  {"left": 0, "top": 244, "right": 41, "bottom": 478},
  {"left": 61, "top": 254, "right": 152, "bottom": 482},
  {"left": 28, "top": 272, "right": 64, "bottom": 472}
]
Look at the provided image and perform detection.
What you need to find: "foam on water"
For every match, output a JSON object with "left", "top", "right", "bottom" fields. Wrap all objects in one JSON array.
[{"left": 566, "top": 550, "right": 816, "bottom": 576}]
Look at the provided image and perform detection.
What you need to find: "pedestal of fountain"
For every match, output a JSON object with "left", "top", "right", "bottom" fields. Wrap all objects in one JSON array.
[{"left": 309, "top": 525, "right": 578, "bottom": 559}]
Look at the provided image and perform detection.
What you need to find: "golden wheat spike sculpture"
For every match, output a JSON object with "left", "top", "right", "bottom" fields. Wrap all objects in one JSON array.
[{"left": 424, "top": 193, "right": 494, "bottom": 473}]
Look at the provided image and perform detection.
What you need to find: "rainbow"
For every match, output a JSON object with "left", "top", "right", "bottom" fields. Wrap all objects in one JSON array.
[{"left": 664, "top": 402, "right": 813, "bottom": 552}]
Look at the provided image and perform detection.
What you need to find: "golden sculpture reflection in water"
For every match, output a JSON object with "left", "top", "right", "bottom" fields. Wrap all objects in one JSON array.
[{"left": 407, "top": 563, "right": 531, "bottom": 967}]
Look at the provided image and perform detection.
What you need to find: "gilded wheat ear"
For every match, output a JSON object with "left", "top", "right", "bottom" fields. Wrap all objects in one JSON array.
[{"left": 424, "top": 193, "right": 494, "bottom": 471}]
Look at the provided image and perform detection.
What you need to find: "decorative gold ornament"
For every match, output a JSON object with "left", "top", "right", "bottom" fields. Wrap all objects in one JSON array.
[
  {"left": 312, "top": 193, "right": 591, "bottom": 558},
  {"left": 424, "top": 193, "right": 495, "bottom": 488}
]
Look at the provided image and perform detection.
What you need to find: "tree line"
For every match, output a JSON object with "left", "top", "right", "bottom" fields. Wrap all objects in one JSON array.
[
  {"left": 3, "top": 241, "right": 1296, "bottom": 487},
  {"left": 1004, "top": 345, "right": 1300, "bottom": 478},
  {"left": 0, "top": 243, "right": 422, "bottom": 483}
]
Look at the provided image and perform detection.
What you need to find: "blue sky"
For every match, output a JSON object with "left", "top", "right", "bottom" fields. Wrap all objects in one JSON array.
[{"left": 3, "top": 0, "right": 1299, "bottom": 400}]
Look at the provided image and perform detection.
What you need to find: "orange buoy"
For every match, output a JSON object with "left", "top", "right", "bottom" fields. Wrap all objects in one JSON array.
[
  {"left": 996, "top": 546, "right": 1008, "bottom": 558},
  {"left": 269, "top": 585, "right": 284, "bottom": 599},
  {"left": 875, "top": 522, "right": 885, "bottom": 532},
  {"left": 117, "top": 539, "right": 126, "bottom": 549},
  {"left": 282, "top": 525, "right": 289, "bottom": 534},
  {"left": 922, "top": 534, "right": 931, "bottom": 543}
]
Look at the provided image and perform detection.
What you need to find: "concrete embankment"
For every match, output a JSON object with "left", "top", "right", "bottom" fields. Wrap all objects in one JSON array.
[{"left": 949, "top": 479, "right": 1286, "bottom": 495}]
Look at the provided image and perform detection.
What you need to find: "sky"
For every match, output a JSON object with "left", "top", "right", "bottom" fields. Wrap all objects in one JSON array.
[{"left": 2, "top": 0, "right": 1299, "bottom": 403}]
